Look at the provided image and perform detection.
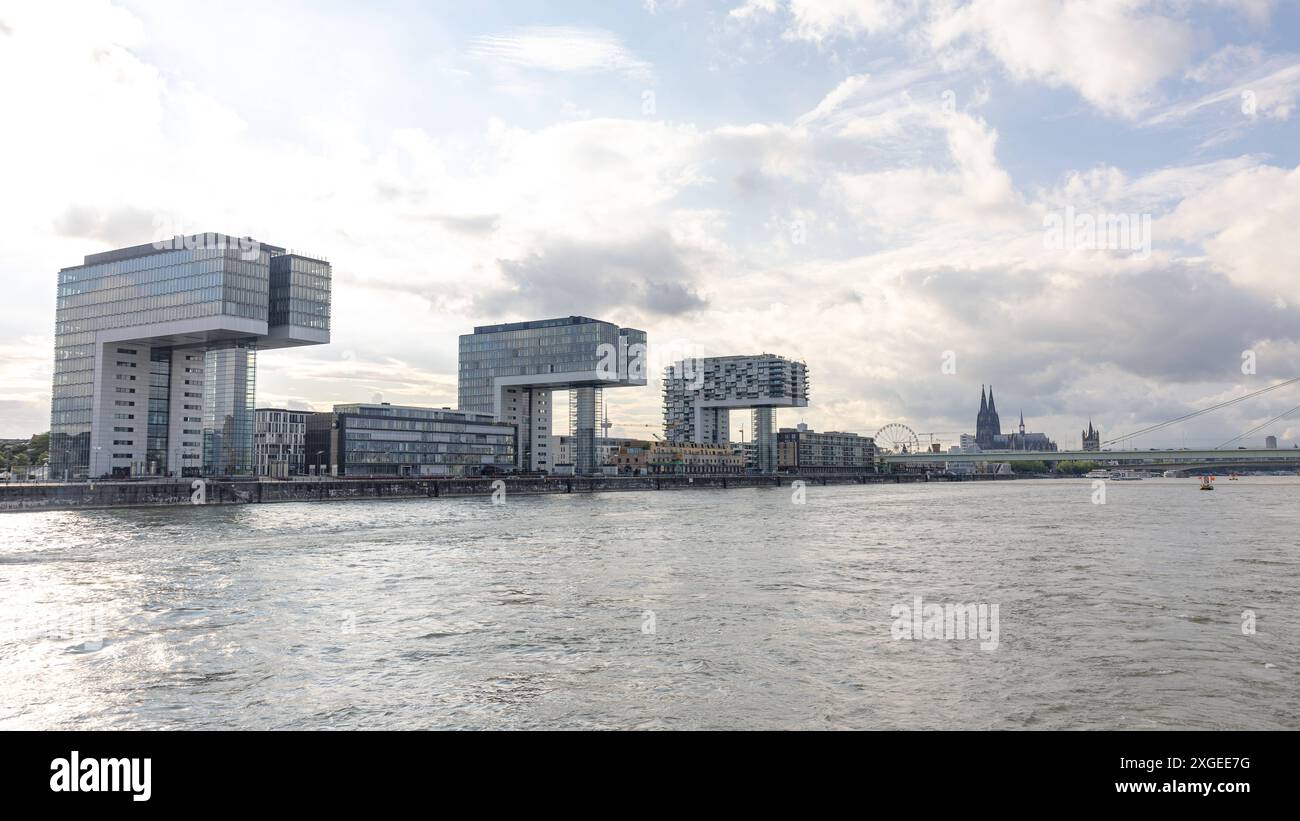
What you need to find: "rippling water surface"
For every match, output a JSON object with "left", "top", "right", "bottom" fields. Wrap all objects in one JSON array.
[{"left": 1, "top": 478, "right": 1297, "bottom": 729}]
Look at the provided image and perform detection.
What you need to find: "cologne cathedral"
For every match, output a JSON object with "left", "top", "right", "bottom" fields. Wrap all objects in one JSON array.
[{"left": 976, "top": 385, "right": 1058, "bottom": 451}]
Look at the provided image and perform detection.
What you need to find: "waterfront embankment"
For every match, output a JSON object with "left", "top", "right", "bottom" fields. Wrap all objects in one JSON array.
[{"left": 0, "top": 472, "right": 1013, "bottom": 512}]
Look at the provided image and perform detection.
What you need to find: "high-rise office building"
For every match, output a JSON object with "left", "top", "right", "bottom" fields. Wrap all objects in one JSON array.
[
  {"left": 50, "top": 233, "right": 330, "bottom": 479},
  {"left": 662, "top": 354, "right": 809, "bottom": 473},
  {"left": 458, "top": 316, "right": 647, "bottom": 474}
]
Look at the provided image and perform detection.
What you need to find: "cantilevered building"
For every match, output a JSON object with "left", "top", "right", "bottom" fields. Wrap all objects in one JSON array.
[
  {"left": 458, "top": 316, "right": 646, "bottom": 475},
  {"left": 50, "top": 233, "right": 330, "bottom": 480},
  {"left": 662, "top": 354, "right": 809, "bottom": 473}
]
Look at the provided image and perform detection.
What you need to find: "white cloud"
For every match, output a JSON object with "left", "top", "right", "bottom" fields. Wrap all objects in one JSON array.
[
  {"left": 1163, "top": 163, "right": 1300, "bottom": 296},
  {"left": 928, "top": 0, "right": 1198, "bottom": 117},
  {"left": 730, "top": 0, "right": 780, "bottom": 21},
  {"left": 784, "top": 0, "right": 919, "bottom": 41},
  {"left": 730, "top": 0, "right": 918, "bottom": 39},
  {"left": 1152, "top": 57, "right": 1300, "bottom": 125},
  {"left": 796, "top": 74, "right": 873, "bottom": 125},
  {"left": 468, "top": 26, "right": 652, "bottom": 79}
]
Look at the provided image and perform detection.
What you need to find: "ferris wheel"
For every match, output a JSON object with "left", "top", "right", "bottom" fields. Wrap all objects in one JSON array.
[{"left": 874, "top": 423, "right": 921, "bottom": 454}]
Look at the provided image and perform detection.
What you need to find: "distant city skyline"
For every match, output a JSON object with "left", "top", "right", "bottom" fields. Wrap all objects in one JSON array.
[{"left": 3, "top": 1, "right": 1300, "bottom": 450}]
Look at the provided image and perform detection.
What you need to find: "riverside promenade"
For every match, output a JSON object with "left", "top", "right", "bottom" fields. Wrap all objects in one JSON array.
[{"left": 0, "top": 472, "right": 1011, "bottom": 512}]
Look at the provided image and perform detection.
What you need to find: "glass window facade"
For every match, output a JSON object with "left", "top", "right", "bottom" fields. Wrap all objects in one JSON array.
[
  {"left": 202, "top": 343, "right": 257, "bottom": 477},
  {"left": 306, "top": 404, "right": 516, "bottom": 477},
  {"left": 270, "top": 254, "right": 331, "bottom": 332},
  {"left": 49, "top": 235, "right": 330, "bottom": 480},
  {"left": 457, "top": 316, "right": 646, "bottom": 413}
]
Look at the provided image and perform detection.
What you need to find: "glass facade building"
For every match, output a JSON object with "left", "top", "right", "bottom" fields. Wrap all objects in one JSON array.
[
  {"left": 457, "top": 316, "right": 647, "bottom": 474},
  {"left": 305, "top": 403, "right": 516, "bottom": 477},
  {"left": 50, "top": 233, "right": 330, "bottom": 480}
]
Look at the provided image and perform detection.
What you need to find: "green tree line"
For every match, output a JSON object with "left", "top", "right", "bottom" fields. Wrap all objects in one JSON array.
[
  {"left": 1010, "top": 460, "right": 1100, "bottom": 475},
  {"left": 2, "top": 432, "right": 48, "bottom": 476}
]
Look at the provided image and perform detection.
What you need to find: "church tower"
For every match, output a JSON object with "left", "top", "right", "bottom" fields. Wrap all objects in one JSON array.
[
  {"left": 1082, "top": 419, "right": 1100, "bottom": 451},
  {"left": 977, "top": 385, "right": 1003, "bottom": 449},
  {"left": 976, "top": 386, "right": 989, "bottom": 448}
]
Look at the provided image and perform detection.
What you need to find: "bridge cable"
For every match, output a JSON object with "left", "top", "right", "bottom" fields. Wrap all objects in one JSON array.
[
  {"left": 1215, "top": 402, "right": 1300, "bottom": 450},
  {"left": 1101, "top": 376, "right": 1300, "bottom": 447}
]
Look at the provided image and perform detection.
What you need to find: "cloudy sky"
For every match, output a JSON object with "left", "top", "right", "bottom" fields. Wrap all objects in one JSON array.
[{"left": 2, "top": 0, "right": 1299, "bottom": 449}]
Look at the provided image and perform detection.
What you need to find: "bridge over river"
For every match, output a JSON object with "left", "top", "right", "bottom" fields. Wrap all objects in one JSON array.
[{"left": 884, "top": 448, "right": 1300, "bottom": 472}]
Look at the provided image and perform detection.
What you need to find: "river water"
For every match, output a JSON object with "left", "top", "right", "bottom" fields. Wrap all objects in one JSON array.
[{"left": 1, "top": 477, "right": 1296, "bottom": 729}]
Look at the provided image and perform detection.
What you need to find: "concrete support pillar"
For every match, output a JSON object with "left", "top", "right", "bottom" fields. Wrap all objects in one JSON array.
[
  {"left": 571, "top": 386, "right": 599, "bottom": 475},
  {"left": 530, "top": 388, "right": 551, "bottom": 472},
  {"left": 168, "top": 349, "right": 205, "bottom": 476},
  {"left": 752, "top": 406, "right": 776, "bottom": 474},
  {"left": 90, "top": 341, "right": 152, "bottom": 478}
]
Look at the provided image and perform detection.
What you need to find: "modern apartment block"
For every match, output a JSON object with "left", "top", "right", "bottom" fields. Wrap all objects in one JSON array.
[
  {"left": 662, "top": 354, "right": 809, "bottom": 473},
  {"left": 458, "top": 316, "right": 647, "bottom": 475},
  {"left": 305, "top": 403, "right": 516, "bottom": 477},
  {"left": 254, "top": 408, "right": 309, "bottom": 477},
  {"left": 50, "top": 233, "right": 330, "bottom": 479},
  {"left": 777, "top": 424, "right": 878, "bottom": 473}
]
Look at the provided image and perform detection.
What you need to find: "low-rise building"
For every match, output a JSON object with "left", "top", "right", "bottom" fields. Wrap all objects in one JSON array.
[
  {"left": 648, "top": 441, "right": 744, "bottom": 474},
  {"left": 608, "top": 440, "right": 653, "bottom": 475},
  {"left": 776, "top": 424, "right": 878, "bottom": 472},
  {"left": 553, "top": 436, "right": 650, "bottom": 469},
  {"left": 305, "top": 402, "right": 515, "bottom": 477},
  {"left": 254, "top": 408, "right": 309, "bottom": 477}
]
